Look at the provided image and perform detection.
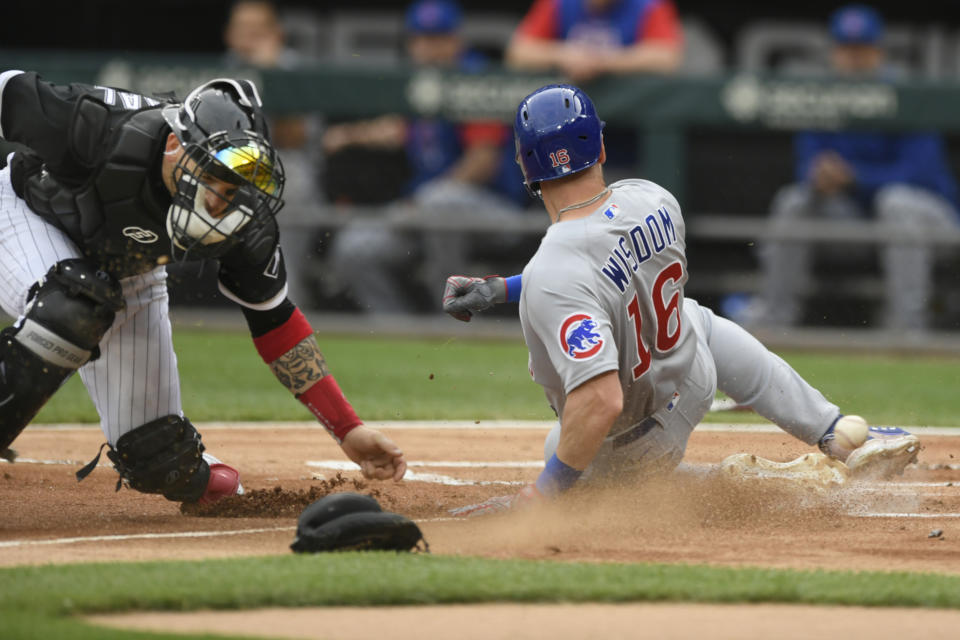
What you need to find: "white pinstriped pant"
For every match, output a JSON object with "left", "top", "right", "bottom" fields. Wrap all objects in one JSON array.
[{"left": 0, "top": 162, "right": 181, "bottom": 444}]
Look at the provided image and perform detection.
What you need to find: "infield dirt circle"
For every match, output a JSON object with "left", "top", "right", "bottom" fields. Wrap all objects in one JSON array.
[{"left": 2, "top": 422, "right": 959, "bottom": 639}]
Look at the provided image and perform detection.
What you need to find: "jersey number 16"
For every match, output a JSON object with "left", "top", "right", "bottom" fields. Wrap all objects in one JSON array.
[{"left": 626, "top": 261, "right": 683, "bottom": 380}]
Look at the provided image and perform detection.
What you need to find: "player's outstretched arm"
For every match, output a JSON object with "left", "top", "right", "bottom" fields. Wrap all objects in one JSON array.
[
  {"left": 248, "top": 302, "right": 406, "bottom": 481},
  {"left": 452, "top": 371, "right": 621, "bottom": 517},
  {"left": 442, "top": 274, "right": 522, "bottom": 322}
]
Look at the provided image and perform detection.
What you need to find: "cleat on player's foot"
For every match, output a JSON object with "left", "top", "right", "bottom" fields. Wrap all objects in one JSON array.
[
  {"left": 844, "top": 426, "right": 920, "bottom": 479},
  {"left": 197, "top": 453, "right": 244, "bottom": 504},
  {"left": 719, "top": 452, "right": 849, "bottom": 490}
]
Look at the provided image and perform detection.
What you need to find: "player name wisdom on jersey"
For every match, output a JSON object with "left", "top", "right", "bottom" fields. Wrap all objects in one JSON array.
[{"left": 599, "top": 205, "right": 678, "bottom": 293}]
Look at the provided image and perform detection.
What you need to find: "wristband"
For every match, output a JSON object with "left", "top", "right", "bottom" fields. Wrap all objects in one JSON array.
[
  {"left": 504, "top": 274, "right": 523, "bottom": 302},
  {"left": 535, "top": 453, "right": 582, "bottom": 496},
  {"left": 298, "top": 375, "right": 362, "bottom": 443}
]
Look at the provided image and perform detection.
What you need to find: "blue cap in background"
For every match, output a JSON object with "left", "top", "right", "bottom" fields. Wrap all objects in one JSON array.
[
  {"left": 405, "top": 1, "right": 462, "bottom": 34},
  {"left": 829, "top": 4, "right": 884, "bottom": 44}
]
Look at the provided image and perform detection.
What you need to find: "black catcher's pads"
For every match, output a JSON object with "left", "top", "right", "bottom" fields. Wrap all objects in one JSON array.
[
  {"left": 18, "top": 258, "right": 124, "bottom": 366},
  {"left": 291, "top": 492, "right": 428, "bottom": 553},
  {"left": 104, "top": 415, "right": 211, "bottom": 502},
  {"left": 0, "top": 259, "right": 123, "bottom": 451}
]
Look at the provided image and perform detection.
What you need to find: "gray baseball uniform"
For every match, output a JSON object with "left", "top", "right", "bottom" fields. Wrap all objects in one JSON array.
[{"left": 521, "top": 179, "right": 842, "bottom": 479}]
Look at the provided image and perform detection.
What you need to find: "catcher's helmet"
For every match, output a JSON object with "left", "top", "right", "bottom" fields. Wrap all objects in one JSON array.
[
  {"left": 161, "top": 78, "right": 285, "bottom": 259},
  {"left": 514, "top": 84, "right": 605, "bottom": 197}
]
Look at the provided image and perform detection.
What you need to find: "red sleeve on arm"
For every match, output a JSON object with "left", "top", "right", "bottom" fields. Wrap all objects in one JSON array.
[
  {"left": 252, "top": 307, "right": 313, "bottom": 363},
  {"left": 639, "top": 0, "right": 683, "bottom": 45},
  {"left": 299, "top": 376, "right": 362, "bottom": 443},
  {"left": 516, "top": 0, "right": 559, "bottom": 39},
  {"left": 460, "top": 121, "right": 508, "bottom": 147}
]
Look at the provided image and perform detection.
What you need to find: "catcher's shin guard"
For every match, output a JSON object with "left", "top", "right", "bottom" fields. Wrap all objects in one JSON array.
[
  {"left": 0, "top": 335, "right": 73, "bottom": 451},
  {"left": 0, "top": 259, "right": 123, "bottom": 451},
  {"left": 77, "top": 415, "right": 212, "bottom": 503}
]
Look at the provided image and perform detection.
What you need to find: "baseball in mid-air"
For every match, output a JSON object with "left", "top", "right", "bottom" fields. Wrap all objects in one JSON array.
[{"left": 833, "top": 415, "right": 869, "bottom": 450}]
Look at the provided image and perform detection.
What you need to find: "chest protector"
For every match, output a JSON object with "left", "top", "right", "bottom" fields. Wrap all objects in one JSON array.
[{"left": 17, "top": 104, "right": 173, "bottom": 278}]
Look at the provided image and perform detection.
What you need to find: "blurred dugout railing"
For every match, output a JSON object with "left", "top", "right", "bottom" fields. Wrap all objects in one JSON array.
[{"left": 4, "top": 53, "right": 960, "bottom": 329}]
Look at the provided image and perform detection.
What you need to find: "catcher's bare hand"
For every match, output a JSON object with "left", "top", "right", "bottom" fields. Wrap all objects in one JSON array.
[
  {"left": 341, "top": 426, "right": 407, "bottom": 481},
  {"left": 442, "top": 275, "right": 507, "bottom": 322}
]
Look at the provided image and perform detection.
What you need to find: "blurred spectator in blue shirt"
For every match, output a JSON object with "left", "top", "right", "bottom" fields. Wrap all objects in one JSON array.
[
  {"left": 747, "top": 4, "right": 959, "bottom": 332},
  {"left": 505, "top": 0, "right": 683, "bottom": 183},
  {"left": 323, "top": 0, "right": 532, "bottom": 314},
  {"left": 506, "top": 0, "right": 684, "bottom": 81}
]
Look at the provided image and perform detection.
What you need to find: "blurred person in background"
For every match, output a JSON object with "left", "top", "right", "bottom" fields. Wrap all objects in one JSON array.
[
  {"left": 323, "top": 0, "right": 532, "bottom": 314},
  {"left": 746, "top": 4, "right": 959, "bottom": 332},
  {"left": 505, "top": 0, "right": 684, "bottom": 186},
  {"left": 223, "top": 0, "right": 325, "bottom": 306},
  {"left": 505, "top": 0, "right": 684, "bottom": 81},
  {"left": 224, "top": 0, "right": 302, "bottom": 69}
]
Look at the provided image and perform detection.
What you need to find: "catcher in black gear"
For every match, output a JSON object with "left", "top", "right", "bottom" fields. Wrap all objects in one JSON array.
[{"left": 0, "top": 71, "right": 406, "bottom": 505}]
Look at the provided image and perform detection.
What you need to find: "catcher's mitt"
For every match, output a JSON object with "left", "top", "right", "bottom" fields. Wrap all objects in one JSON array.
[{"left": 290, "top": 492, "right": 428, "bottom": 553}]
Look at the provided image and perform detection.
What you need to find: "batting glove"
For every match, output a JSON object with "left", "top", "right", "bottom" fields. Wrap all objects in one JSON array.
[{"left": 442, "top": 275, "right": 507, "bottom": 322}]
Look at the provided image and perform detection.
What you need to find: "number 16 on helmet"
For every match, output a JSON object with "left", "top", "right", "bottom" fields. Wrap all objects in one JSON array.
[{"left": 513, "top": 84, "right": 605, "bottom": 197}]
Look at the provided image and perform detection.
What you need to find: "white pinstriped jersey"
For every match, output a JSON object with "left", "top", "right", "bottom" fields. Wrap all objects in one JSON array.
[{"left": 519, "top": 179, "right": 696, "bottom": 438}]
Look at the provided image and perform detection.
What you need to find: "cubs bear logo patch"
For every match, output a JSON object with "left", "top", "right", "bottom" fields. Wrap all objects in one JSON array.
[{"left": 559, "top": 313, "right": 604, "bottom": 360}]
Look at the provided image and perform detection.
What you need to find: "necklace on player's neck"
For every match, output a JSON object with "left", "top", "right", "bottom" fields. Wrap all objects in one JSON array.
[{"left": 556, "top": 188, "right": 611, "bottom": 219}]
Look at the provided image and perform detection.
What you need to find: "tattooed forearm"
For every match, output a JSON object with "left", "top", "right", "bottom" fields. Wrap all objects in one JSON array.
[{"left": 269, "top": 337, "right": 330, "bottom": 394}]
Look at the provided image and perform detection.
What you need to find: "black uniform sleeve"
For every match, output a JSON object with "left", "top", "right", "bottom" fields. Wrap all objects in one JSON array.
[
  {"left": 241, "top": 298, "right": 297, "bottom": 338},
  {"left": 217, "top": 217, "right": 289, "bottom": 310}
]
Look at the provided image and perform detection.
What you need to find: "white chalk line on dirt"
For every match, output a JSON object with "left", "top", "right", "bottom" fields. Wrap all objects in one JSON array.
[
  {"left": 308, "top": 461, "right": 528, "bottom": 487},
  {"left": 0, "top": 517, "right": 467, "bottom": 549},
  {"left": 309, "top": 460, "right": 543, "bottom": 469},
  {"left": 20, "top": 421, "right": 960, "bottom": 436},
  {"left": 850, "top": 513, "right": 960, "bottom": 519},
  {"left": 0, "top": 526, "right": 295, "bottom": 548},
  {"left": 397, "top": 472, "right": 522, "bottom": 487},
  {"left": 0, "top": 457, "right": 90, "bottom": 466}
]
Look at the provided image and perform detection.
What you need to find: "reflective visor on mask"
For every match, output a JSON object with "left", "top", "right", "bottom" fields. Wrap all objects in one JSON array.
[{"left": 206, "top": 144, "right": 281, "bottom": 196}]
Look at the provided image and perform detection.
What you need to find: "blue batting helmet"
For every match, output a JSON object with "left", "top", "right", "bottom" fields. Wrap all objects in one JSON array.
[{"left": 514, "top": 84, "right": 605, "bottom": 196}]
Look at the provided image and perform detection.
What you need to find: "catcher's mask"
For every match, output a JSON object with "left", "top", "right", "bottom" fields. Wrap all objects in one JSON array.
[{"left": 161, "top": 78, "right": 285, "bottom": 260}]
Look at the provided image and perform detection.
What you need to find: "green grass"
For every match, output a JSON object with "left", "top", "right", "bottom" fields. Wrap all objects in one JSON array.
[
  {"left": 34, "top": 329, "right": 960, "bottom": 426},
  {"left": 34, "top": 332, "right": 553, "bottom": 424},
  {"left": 3, "top": 553, "right": 960, "bottom": 640}
]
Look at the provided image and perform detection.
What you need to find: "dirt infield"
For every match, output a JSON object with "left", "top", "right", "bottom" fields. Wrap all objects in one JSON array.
[
  {"left": 3, "top": 422, "right": 960, "bottom": 638},
  {"left": 1, "top": 423, "right": 959, "bottom": 570}
]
